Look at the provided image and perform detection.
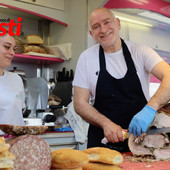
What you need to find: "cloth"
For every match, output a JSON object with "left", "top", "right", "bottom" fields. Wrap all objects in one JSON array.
[
  {"left": 73, "top": 40, "right": 163, "bottom": 104},
  {"left": 0, "top": 71, "right": 25, "bottom": 135},
  {"left": 87, "top": 39, "right": 147, "bottom": 152},
  {"left": 64, "top": 101, "right": 89, "bottom": 143}
]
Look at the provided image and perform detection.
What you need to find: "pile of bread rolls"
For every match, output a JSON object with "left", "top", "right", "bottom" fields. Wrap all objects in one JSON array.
[
  {"left": 14, "top": 34, "right": 47, "bottom": 54},
  {"left": 51, "top": 147, "right": 123, "bottom": 170},
  {"left": 0, "top": 137, "right": 15, "bottom": 170}
]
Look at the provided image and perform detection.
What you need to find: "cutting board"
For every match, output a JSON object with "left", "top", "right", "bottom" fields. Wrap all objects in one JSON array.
[{"left": 120, "top": 152, "right": 170, "bottom": 170}]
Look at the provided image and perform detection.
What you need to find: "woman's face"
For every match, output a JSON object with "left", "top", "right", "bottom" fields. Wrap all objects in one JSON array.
[{"left": 0, "top": 34, "right": 16, "bottom": 70}]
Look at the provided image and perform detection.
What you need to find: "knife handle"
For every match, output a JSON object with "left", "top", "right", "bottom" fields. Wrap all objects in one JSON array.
[{"left": 122, "top": 131, "right": 128, "bottom": 140}]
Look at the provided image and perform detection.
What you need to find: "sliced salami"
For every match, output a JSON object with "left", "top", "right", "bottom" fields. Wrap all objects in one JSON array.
[{"left": 9, "top": 135, "right": 51, "bottom": 170}]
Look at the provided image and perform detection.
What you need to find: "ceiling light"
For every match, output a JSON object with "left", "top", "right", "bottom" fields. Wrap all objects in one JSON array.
[
  {"left": 116, "top": 15, "right": 153, "bottom": 27},
  {"left": 138, "top": 11, "right": 170, "bottom": 25}
]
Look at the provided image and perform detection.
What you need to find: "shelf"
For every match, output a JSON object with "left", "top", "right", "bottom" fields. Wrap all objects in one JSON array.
[
  {"left": 13, "top": 53, "right": 64, "bottom": 64},
  {"left": 0, "top": 1, "right": 68, "bottom": 26}
]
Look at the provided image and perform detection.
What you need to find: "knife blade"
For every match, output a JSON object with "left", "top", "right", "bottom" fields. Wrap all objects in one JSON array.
[
  {"left": 124, "top": 127, "right": 170, "bottom": 139},
  {"left": 101, "top": 127, "right": 170, "bottom": 144},
  {"left": 146, "top": 127, "right": 170, "bottom": 135}
]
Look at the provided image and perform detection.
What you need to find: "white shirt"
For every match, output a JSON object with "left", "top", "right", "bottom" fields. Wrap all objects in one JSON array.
[
  {"left": 73, "top": 40, "right": 163, "bottom": 104},
  {"left": 0, "top": 71, "right": 25, "bottom": 135}
]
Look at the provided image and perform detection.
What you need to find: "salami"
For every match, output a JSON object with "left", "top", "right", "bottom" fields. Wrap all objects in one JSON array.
[{"left": 9, "top": 135, "right": 51, "bottom": 170}]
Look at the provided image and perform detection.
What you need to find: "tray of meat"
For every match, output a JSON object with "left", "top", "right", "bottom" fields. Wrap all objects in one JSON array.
[
  {"left": 120, "top": 103, "right": 170, "bottom": 170},
  {"left": 0, "top": 124, "right": 48, "bottom": 136}
]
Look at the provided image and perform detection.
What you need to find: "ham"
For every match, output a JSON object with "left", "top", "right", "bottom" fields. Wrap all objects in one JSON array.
[{"left": 128, "top": 103, "right": 170, "bottom": 160}]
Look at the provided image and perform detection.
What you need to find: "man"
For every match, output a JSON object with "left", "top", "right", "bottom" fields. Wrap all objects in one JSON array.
[{"left": 73, "top": 8, "right": 170, "bottom": 152}]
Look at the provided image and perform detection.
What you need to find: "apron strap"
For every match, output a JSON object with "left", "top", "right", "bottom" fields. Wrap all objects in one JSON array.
[
  {"left": 99, "top": 45, "right": 106, "bottom": 70},
  {"left": 121, "top": 39, "right": 137, "bottom": 74}
]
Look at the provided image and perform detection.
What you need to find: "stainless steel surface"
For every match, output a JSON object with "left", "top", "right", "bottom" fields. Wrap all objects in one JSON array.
[{"left": 26, "top": 77, "right": 48, "bottom": 117}]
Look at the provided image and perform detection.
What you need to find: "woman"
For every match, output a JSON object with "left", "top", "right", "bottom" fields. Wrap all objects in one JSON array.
[{"left": 0, "top": 34, "right": 25, "bottom": 135}]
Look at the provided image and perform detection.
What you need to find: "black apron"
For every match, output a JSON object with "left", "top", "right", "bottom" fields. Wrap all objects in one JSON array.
[{"left": 87, "top": 39, "right": 147, "bottom": 152}]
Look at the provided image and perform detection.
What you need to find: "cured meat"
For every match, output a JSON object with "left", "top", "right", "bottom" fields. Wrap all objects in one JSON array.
[
  {"left": 9, "top": 135, "right": 51, "bottom": 170},
  {"left": 128, "top": 103, "right": 170, "bottom": 160},
  {"left": 0, "top": 124, "right": 48, "bottom": 135}
]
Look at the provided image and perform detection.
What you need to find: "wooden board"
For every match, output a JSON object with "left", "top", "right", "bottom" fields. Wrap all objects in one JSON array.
[{"left": 121, "top": 152, "right": 170, "bottom": 170}]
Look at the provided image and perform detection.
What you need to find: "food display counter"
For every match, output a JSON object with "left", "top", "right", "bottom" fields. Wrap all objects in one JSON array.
[{"left": 38, "top": 131, "right": 79, "bottom": 151}]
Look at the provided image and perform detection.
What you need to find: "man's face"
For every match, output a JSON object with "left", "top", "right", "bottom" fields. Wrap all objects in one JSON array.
[
  {"left": 90, "top": 9, "right": 121, "bottom": 51},
  {"left": 0, "top": 34, "right": 16, "bottom": 69}
]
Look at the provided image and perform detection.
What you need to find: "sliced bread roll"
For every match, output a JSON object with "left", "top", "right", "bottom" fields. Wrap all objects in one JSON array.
[
  {"left": 51, "top": 148, "right": 89, "bottom": 169},
  {"left": 83, "top": 147, "right": 123, "bottom": 165},
  {"left": 50, "top": 167, "right": 82, "bottom": 170},
  {"left": 0, "top": 137, "right": 10, "bottom": 153},
  {"left": 82, "top": 162, "right": 121, "bottom": 170}
]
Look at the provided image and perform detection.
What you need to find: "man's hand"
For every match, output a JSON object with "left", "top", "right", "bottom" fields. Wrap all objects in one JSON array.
[
  {"left": 129, "top": 105, "right": 156, "bottom": 137},
  {"left": 103, "top": 121, "right": 124, "bottom": 143}
]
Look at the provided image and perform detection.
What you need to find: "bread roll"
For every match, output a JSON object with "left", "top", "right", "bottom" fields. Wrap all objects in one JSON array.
[
  {"left": 23, "top": 45, "right": 47, "bottom": 54},
  {"left": 83, "top": 147, "right": 123, "bottom": 165},
  {"left": 0, "top": 137, "right": 15, "bottom": 169},
  {"left": 0, "top": 151, "right": 15, "bottom": 161},
  {"left": 0, "top": 151, "right": 15, "bottom": 168},
  {"left": 26, "top": 34, "right": 44, "bottom": 45},
  {"left": 50, "top": 167, "right": 82, "bottom": 170},
  {"left": 0, "top": 137, "right": 10, "bottom": 153},
  {"left": 82, "top": 162, "right": 121, "bottom": 170},
  {"left": 51, "top": 149, "right": 89, "bottom": 169}
]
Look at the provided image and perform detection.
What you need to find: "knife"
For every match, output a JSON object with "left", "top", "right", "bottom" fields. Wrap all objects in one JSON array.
[{"left": 101, "top": 127, "right": 170, "bottom": 144}]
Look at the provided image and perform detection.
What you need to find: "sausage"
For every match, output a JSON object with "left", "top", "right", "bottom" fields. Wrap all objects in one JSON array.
[{"left": 9, "top": 135, "right": 51, "bottom": 170}]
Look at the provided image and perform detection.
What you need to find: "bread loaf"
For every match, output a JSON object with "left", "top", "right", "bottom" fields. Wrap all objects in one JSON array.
[
  {"left": 0, "top": 137, "right": 10, "bottom": 153},
  {"left": 50, "top": 168, "right": 82, "bottom": 170},
  {"left": 82, "top": 162, "right": 121, "bottom": 170},
  {"left": 83, "top": 147, "right": 123, "bottom": 165},
  {"left": 0, "top": 137, "right": 15, "bottom": 169},
  {"left": 23, "top": 45, "right": 47, "bottom": 54},
  {"left": 26, "top": 34, "right": 44, "bottom": 45},
  {"left": 51, "top": 149, "right": 89, "bottom": 169}
]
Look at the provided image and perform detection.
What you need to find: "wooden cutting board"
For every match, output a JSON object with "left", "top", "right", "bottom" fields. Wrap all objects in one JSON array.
[{"left": 120, "top": 152, "right": 170, "bottom": 170}]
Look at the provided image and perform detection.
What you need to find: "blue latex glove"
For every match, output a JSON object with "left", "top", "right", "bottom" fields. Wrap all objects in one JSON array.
[{"left": 129, "top": 105, "right": 156, "bottom": 137}]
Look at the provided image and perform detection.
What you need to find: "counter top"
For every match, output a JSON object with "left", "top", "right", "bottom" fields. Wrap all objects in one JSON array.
[{"left": 121, "top": 152, "right": 170, "bottom": 170}]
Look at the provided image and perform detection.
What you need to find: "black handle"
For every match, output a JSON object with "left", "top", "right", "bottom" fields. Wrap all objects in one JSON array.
[{"left": 42, "top": 114, "right": 56, "bottom": 123}]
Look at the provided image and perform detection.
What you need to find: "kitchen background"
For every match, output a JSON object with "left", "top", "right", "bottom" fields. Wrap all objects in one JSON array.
[
  {"left": 0, "top": 0, "right": 169, "bottom": 150},
  {"left": 0, "top": 0, "right": 169, "bottom": 81}
]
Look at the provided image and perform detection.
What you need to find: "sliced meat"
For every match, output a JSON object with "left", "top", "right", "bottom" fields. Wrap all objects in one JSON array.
[
  {"left": 9, "top": 135, "right": 51, "bottom": 170},
  {"left": 142, "top": 134, "right": 169, "bottom": 148},
  {"left": 153, "top": 145, "right": 170, "bottom": 160},
  {"left": 128, "top": 103, "right": 170, "bottom": 160},
  {"left": 128, "top": 135, "right": 152, "bottom": 156}
]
